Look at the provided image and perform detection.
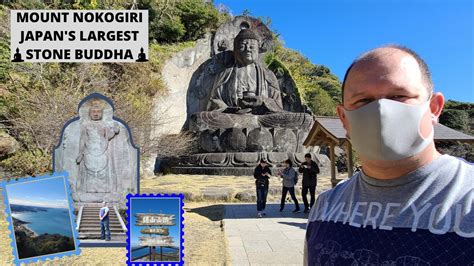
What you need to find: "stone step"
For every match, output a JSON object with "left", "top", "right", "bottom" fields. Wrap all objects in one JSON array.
[
  {"left": 82, "top": 210, "right": 117, "bottom": 212},
  {"left": 80, "top": 223, "right": 123, "bottom": 227},
  {"left": 81, "top": 214, "right": 119, "bottom": 217},
  {"left": 81, "top": 223, "right": 122, "bottom": 228},
  {"left": 80, "top": 221, "right": 122, "bottom": 225},
  {"left": 80, "top": 219, "right": 122, "bottom": 223},
  {"left": 82, "top": 210, "right": 118, "bottom": 213},
  {"left": 79, "top": 232, "right": 126, "bottom": 237},
  {"left": 78, "top": 234, "right": 126, "bottom": 239},
  {"left": 80, "top": 219, "right": 121, "bottom": 223},
  {"left": 81, "top": 216, "right": 120, "bottom": 219},
  {"left": 80, "top": 218, "right": 120, "bottom": 222},
  {"left": 80, "top": 227, "right": 124, "bottom": 232}
]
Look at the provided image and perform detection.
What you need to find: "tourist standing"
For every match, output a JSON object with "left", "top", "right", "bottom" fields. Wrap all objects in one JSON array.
[
  {"left": 254, "top": 159, "right": 271, "bottom": 218},
  {"left": 279, "top": 159, "right": 301, "bottom": 213},
  {"left": 99, "top": 201, "right": 111, "bottom": 241},
  {"left": 298, "top": 153, "right": 320, "bottom": 213},
  {"left": 304, "top": 45, "right": 474, "bottom": 265}
]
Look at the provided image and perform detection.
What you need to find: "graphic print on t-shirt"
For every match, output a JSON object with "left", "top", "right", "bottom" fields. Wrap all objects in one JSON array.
[{"left": 305, "top": 155, "right": 474, "bottom": 265}]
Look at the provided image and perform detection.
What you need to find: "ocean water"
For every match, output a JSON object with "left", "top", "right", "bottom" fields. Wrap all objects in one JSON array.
[{"left": 12, "top": 207, "right": 74, "bottom": 237}]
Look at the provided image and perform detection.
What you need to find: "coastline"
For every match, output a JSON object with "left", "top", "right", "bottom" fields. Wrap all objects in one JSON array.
[
  {"left": 22, "top": 223, "right": 39, "bottom": 237},
  {"left": 12, "top": 217, "right": 38, "bottom": 238}
]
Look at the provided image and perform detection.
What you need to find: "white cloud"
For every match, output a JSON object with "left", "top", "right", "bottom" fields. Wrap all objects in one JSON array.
[{"left": 9, "top": 198, "right": 69, "bottom": 209}]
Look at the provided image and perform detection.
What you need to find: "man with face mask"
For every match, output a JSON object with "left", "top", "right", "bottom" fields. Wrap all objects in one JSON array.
[{"left": 304, "top": 45, "right": 474, "bottom": 265}]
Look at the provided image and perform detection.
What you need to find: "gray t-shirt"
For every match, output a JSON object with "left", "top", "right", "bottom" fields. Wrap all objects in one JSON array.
[{"left": 304, "top": 154, "right": 474, "bottom": 265}]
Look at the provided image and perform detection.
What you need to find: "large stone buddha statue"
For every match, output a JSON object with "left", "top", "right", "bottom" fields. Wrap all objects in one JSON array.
[
  {"left": 190, "top": 29, "right": 313, "bottom": 136},
  {"left": 162, "top": 16, "right": 329, "bottom": 176}
]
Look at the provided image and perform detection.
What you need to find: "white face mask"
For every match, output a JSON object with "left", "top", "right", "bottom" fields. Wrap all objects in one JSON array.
[{"left": 344, "top": 98, "right": 433, "bottom": 161}]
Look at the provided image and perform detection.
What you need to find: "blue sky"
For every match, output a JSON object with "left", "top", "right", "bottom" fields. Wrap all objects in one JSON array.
[
  {"left": 215, "top": 0, "right": 474, "bottom": 103},
  {"left": 6, "top": 177, "right": 69, "bottom": 209},
  {"left": 129, "top": 197, "right": 181, "bottom": 248}
]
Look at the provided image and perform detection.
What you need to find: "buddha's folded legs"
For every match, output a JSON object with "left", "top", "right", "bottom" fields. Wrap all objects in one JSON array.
[{"left": 189, "top": 111, "right": 313, "bottom": 131}]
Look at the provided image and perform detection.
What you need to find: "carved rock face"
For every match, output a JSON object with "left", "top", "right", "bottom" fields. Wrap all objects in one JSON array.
[
  {"left": 246, "top": 128, "right": 273, "bottom": 152},
  {"left": 199, "top": 129, "right": 221, "bottom": 152},
  {"left": 273, "top": 128, "right": 297, "bottom": 152},
  {"left": 221, "top": 128, "right": 247, "bottom": 152}
]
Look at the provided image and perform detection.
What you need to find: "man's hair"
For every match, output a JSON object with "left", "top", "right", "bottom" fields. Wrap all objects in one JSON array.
[
  {"left": 260, "top": 158, "right": 267, "bottom": 164},
  {"left": 341, "top": 45, "right": 433, "bottom": 103},
  {"left": 284, "top": 159, "right": 293, "bottom": 167},
  {"left": 304, "top": 153, "right": 311, "bottom": 159}
]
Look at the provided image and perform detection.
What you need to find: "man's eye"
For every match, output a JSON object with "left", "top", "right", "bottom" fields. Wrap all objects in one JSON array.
[
  {"left": 391, "top": 95, "right": 408, "bottom": 100},
  {"left": 355, "top": 98, "right": 371, "bottom": 104}
]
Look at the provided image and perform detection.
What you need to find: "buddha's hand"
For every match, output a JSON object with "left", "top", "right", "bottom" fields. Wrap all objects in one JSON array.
[
  {"left": 113, "top": 123, "right": 120, "bottom": 134},
  {"left": 240, "top": 95, "right": 263, "bottom": 107},
  {"left": 76, "top": 154, "right": 83, "bottom": 164}
]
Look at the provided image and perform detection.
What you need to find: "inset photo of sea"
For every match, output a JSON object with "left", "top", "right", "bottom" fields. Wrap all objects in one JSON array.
[{"left": 5, "top": 176, "right": 77, "bottom": 260}]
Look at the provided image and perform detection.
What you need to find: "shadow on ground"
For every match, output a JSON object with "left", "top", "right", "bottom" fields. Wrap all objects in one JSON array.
[
  {"left": 224, "top": 203, "right": 309, "bottom": 219},
  {"left": 185, "top": 203, "right": 310, "bottom": 222},
  {"left": 185, "top": 204, "right": 226, "bottom": 221},
  {"left": 278, "top": 221, "right": 307, "bottom": 230}
]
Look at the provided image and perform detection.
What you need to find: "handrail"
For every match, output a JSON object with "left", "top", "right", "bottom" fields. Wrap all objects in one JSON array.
[
  {"left": 76, "top": 205, "right": 84, "bottom": 231},
  {"left": 114, "top": 205, "right": 128, "bottom": 232}
]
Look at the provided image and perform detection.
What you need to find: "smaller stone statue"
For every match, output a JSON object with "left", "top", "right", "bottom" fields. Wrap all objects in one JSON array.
[
  {"left": 54, "top": 93, "right": 139, "bottom": 207},
  {"left": 76, "top": 100, "right": 120, "bottom": 193}
]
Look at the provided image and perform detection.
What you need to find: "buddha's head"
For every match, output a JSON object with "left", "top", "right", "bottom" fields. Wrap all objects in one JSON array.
[
  {"left": 89, "top": 100, "right": 104, "bottom": 121},
  {"left": 233, "top": 29, "right": 260, "bottom": 66}
]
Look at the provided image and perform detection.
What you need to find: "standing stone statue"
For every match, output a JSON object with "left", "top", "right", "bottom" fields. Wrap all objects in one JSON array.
[
  {"left": 54, "top": 93, "right": 139, "bottom": 207},
  {"left": 75, "top": 100, "right": 120, "bottom": 193}
]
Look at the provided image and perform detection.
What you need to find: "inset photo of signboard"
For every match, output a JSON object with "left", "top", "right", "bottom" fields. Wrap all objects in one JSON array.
[{"left": 126, "top": 194, "right": 183, "bottom": 265}]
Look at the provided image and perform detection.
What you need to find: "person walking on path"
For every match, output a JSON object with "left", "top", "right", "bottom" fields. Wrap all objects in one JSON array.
[
  {"left": 99, "top": 201, "right": 111, "bottom": 241},
  {"left": 298, "top": 153, "right": 320, "bottom": 213},
  {"left": 254, "top": 159, "right": 271, "bottom": 218},
  {"left": 279, "top": 159, "right": 301, "bottom": 213}
]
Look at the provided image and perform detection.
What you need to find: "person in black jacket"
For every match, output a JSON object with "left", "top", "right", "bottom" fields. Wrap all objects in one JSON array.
[
  {"left": 254, "top": 159, "right": 271, "bottom": 218},
  {"left": 298, "top": 153, "right": 320, "bottom": 213}
]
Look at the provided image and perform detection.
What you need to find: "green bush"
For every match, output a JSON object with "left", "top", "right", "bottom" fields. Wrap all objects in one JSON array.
[
  {"left": 0, "top": 149, "right": 51, "bottom": 177},
  {"left": 439, "top": 109, "right": 469, "bottom": 131},
  {"left": 265, "top": 40, "right": 342, "bottom": 115},
  {"left": 142, "top": 0, "right": 225, "bottom": 43},
  {"left": 152, "top": 15, "right": 186, "bottom": 42}
]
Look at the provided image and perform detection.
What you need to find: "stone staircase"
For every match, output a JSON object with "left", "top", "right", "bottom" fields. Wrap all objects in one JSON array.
[{"left": 77, "top": 205, "right": 127, "bottom": 241}]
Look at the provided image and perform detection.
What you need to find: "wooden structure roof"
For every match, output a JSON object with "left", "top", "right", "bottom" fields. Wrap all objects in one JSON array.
[
  {"left": 304, "top": 117, "right": 474, "bottom": 147},
  {"left": 303, "top": 116, "right": 474, "bottom": 187}
]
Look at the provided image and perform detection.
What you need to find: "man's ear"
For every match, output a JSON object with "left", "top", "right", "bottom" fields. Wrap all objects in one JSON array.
[
  {"left": 336, "top": 104, "right": 350, "bottom": 138},
  {"left": 430, "top": 92, "right": 445, "bottom": 123}
]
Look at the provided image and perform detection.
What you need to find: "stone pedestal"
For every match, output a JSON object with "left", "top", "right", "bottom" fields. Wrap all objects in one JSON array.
[{"left": 164, "top": 152, "right": 330, "bottom": 176}]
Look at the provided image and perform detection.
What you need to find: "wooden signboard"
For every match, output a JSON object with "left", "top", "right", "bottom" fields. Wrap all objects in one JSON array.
[
  {"left": 139, "top": 236, "right": 174, "bottom": 247},
  {"left": 140, "top": 227, "right": 169, "bottom": 235},
  {"left": 135, "top": 213, "right": 175, "bottom": 226}
]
